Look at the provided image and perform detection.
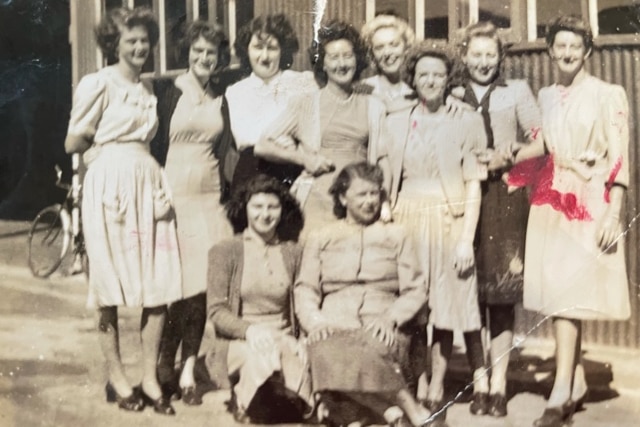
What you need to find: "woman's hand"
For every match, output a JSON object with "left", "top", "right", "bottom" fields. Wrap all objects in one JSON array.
[
  {"left": 474, "top": 147, "right": 513, "bottom": 171},
  {"left": 445, "top": 92, "right": 473, "bottom": 118},
  {"left": 245, "top": 324, "right": 277, "bottom": 352},
  {"left": 304, "top": 154, "right": 335, "bottom": 177},
  {"left": 306, "top": 326, "right": 335, "bottom": 344},
  {"left": 380, "top": 200, "right": 393, "bottom": 223},
  {"left": 597, "top": 211, "right": 621, "bottom": 252},
  {"left": 365, "top": 317, "right": 396, "bottom": 347},
  {"left": 453, "top": 240, "right": 475, "bottom": 275}
]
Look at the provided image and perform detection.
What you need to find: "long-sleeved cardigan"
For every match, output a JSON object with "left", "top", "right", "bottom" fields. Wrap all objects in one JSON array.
[{"left": 205, "top": 236, "right": 302, "bottom": 388}]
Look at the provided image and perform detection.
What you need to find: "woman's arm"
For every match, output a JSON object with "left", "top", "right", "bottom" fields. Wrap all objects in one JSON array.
[
  {"left": 454, "top": 180, "right": 481, "bottom": 274},
  {"left": 255, "top": 95, "right": 334, "bottom": 176},
  {"left": 293, "top": 232, "right": 329, "bottom": 334},
  {"left": 65, "top": 73, "right": 107, "bottom": 154},
  {"left": 206, "top": 242, "right": 252, "bottom": 340}
]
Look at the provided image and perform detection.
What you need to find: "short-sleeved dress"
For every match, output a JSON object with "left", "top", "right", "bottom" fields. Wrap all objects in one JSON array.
[
  {"left": 521, "top": 74, "right": 631, "bottom": 320},
  {"left": 163, "top": 72, "right": 233, "bottom": 299},
  {"left": 392, "top": 108, "right": 487, "bottom": 331},
  {"left": 67, "top": 66, "right": 182, "bottom": 307},
  {"left": 261, "top": 89, "right": 388, "bottom": 233}
]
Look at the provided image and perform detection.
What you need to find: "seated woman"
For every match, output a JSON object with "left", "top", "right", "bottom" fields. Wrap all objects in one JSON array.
[
  {"left": 295, "top": 162, "right": 431, "bottom": 427},
  {"left": 206, "top": 175, "right": 311, "bottom": 424}
]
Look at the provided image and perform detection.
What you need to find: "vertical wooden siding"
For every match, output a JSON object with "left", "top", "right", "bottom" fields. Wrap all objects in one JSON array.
[
  {"left": 505, "top": 47, "right": 640, "bottom": 348},
  {"left": 254, "top": 0, "right": 366, "bottom": 71}
]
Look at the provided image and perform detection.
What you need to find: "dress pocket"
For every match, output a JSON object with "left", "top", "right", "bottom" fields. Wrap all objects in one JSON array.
[{"left": 102, "top": 195, "right": 126, "bottom": 224}]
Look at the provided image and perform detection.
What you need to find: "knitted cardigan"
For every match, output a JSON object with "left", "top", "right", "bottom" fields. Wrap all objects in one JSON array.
[{"left": 205, "top": 236, "right": 302, "bottom": 388}]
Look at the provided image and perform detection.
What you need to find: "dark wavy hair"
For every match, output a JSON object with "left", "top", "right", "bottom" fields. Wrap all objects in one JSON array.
[
  {"left": 311, "top": 20, "right": 369, "bottom": 87},
  {"left": 402, "top": 41, "right": 454, "bottom": 91},
  {"left": 234, "top": 14, "right": 299, "bottom": 72},
  {"left": 180, "top": 20, "right": 230, "bottom": 70},
  {"left": 329, "top": 162, "right": 385, "bottom": 220},
  {"left": 545, "top": 15, "right": 593, "bottom": 52},
  {"left": 95, "top": 7, "right": 159, "bottom": 64},
  {"left": 226, "top": 174, "right": 304, "bottom": 241}
]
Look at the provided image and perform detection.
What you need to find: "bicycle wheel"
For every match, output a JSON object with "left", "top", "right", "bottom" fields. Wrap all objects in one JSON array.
[{"left": 28, "top": 204, "right": 71, "bottom": 278}]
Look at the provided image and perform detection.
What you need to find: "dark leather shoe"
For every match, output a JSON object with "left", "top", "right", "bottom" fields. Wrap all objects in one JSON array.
[
  {"left": 105, "top": 382, "right": 145, "bottom": 412},
  {"left": 469, "top": 392, "right": 490, "bottom": 415},
  {"left": 160, "top": 379, "right": 181, "bottom": 401},
  {"left": 489, "top": 393, "right": 508, "bottom": 417},
  {"left": 181, "top": 385, "right": 202, "bottom": 406},
  {"left": 142, "top": 390, "right": 176, "bottom": 416},
  {"left": 423, "top": 399, "right": 448, "bottom": 425},
  {"left": 533, "top": 401, "right": 576, "bottom": 427}
]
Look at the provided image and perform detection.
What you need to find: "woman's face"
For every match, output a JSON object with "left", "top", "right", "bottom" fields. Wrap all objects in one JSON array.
[
  {"left": 118, "top": 25, "right": 150, "bottom": 70},
  {"left": 189, "top": 36, "right": 218, "bottom": 81},
  {"left": 248, "top": 33, "right": 281, "bottom": 81},
  {"left": 370, "top": 26, "right": 406, "bottom": 77},
  {"left": 339, "top": 177, "right": 382, "bottom": 225},
  {"left": 463, "top": 36, "right": 500, "bottom": 86},
  {"left": 414, "top": 56, "right": 448, "bottom": 105},
  {"left": 323, "top": 39, "right": 357, "bottom": 88},
  {"left": 246, "top": 192, "right": 282, "bottom": 239},
  {"left": 550, "top": 30, "right": 588, "bottom": 77}
]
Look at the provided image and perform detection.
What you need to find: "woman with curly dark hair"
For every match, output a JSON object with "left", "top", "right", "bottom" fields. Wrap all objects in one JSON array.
[
  {"left": 226, "top": 14, "right": 316, "bottom": 190},
  {"left": 149, "top": 20, "right": 235, "bottom": 406},
  {"left": 206, "top": 175, "right": 310, "bottom": 424},
  {"left": 385, "top": 42, "right": 488, "bottom": 426},
  {"left": 64, "top": 7, "right": 180, "bottom": 415},
  {"left": 256, "top": 19, "right": 392, "bottom": 234}
]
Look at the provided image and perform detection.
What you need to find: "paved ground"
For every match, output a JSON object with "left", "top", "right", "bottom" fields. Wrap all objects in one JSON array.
[{"left": 1, "top": 219, "right": 639, "bottom": 426}]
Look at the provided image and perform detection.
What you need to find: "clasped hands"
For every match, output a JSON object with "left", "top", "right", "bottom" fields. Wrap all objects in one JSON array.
[{"left": 307, "top": 317, "right": 397, "bottom": 347}]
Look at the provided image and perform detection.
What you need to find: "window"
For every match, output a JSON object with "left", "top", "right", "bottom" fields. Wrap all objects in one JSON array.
[
  {"left": 424, "top": 1, "right": 449, "bottom": 39},
  {"left": 479, "top": 0, "right": 511, "bottom": 28},
  {"left": 598, "top": 0, "right": 640, "bottom": 35},
  {"left": 536, "top": 0, "right": 583, "bottom": 38}
]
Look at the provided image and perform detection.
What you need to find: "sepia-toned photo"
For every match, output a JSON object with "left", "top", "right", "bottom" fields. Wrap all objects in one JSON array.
[{"left": 1, "top": 1, "right": 639, "bottom": 426}]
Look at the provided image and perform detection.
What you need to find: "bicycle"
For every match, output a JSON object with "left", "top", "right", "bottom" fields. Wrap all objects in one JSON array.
[{"left": 28, "top": 154, "right": 88, "bottom": 278}]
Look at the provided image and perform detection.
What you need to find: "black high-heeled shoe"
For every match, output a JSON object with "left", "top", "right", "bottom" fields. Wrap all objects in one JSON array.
[
  {"left": 141, "top": 389, "right": 176, "bottom": 416},
  {"left": 532, "top": 400, "right": 576, "bottom": 427},
  {"left": 488, "top": 393, "right": 508, "bottom": 417},
  {"left": 469, "top": 392, "right": 490, "bottom": 415},
  {"left": 105, "top": 383, "right": 145, "bottom": 412}
]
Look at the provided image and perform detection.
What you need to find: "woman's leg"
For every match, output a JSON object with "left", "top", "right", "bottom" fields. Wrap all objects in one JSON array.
[
  {"left": 546, "top": 317, "right": 581, "bottom": 408},
  {"left": 141, "top": 305, "right": 167, "bottom": 400},
  {"left": 427, "top": 328, "right": 453, "bottom": 403},
  {"left": 487, "top": 304, "right": 515, "bottom": 396},
  {"left": 157, "top": 302, "right": 182, "bottom": 386},
  {"left": 179, "top": 293, "right": 207, "bottom": 388},
  {"left": 98, "top": 306, "right": 134, "bottom": 397},
  {"left": 463, "top": 330, "right": 489, "bottom": 394}
]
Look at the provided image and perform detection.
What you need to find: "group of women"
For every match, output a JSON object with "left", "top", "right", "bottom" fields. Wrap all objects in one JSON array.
[{"left": 64, "top": 5, "right": 630, "bottom": 427}]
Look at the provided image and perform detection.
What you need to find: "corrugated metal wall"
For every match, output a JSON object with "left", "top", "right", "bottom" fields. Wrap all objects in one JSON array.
[
  {"left": 254, "top": 0, "right": 366, "bottom": 71},
  {"left": 251, "top": 1, "right": 640, "bottom": 349},
  {"left": 505, "top": 47, "right": 640, "bottom": 348}
]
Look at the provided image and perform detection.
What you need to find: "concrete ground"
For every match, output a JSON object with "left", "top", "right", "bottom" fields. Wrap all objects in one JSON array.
[{"left": 0, "top": 219, "right": 639, "bottom": 426}]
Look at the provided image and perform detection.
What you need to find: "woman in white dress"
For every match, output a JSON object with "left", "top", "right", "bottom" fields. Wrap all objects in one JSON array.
[
  {"left": 64, "top": 7, "right": 180, "bottom": 415},
  {"left": 508, "top": 16, "right": 631, "bottom": 427}
]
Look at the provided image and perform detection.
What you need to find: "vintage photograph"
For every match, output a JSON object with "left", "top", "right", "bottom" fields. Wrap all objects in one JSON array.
[{"left": 0, "top": 1, "right": 639, "bottom": 426}]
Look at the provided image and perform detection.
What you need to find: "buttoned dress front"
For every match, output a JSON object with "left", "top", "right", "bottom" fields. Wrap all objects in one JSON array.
[
  {"left": 295, "top": 220, "right": 427, "bottom": 394},
  {"left": 523, "top": 74, "right": 631, "bottom": 320}
]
